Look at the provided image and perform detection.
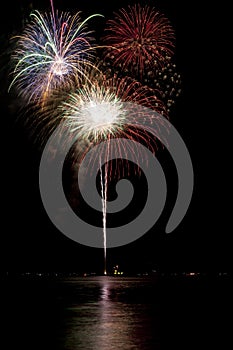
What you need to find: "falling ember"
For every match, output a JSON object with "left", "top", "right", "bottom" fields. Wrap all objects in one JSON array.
[{"left": 142, "top": 56, "right": 182, "bottom": 114}]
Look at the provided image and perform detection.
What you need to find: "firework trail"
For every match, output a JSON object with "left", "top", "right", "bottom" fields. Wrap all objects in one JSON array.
[
  {"left": 102, "top": 3, "right": 175, "bottom": 77},
  {"left": 99, "top": 159, "right": 107, "bottom": 275},
  {"left": 56, "top": 73, "right": 169, "bottom": 273},
  {"left": 8, "top": 6, "right": 103, "bottom": 106}
]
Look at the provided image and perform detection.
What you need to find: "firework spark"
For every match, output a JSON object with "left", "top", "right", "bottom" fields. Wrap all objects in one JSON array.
[
  {"left": 57, "top": 73, "right": 168, "bottom": 179},
  {"left": 95, "top": 55, "right": 182, "bottom": 115},
  {"left": 142, "top": 56, "right": 182, "bottom": 114},
  {"left": 8, "top": 8, "right": 103, "bottom": 105},
  {"left": 60, "top": 75, "right": 166, "bottom": 140},
  {"left": 102, "top": 3, "right": 175, "bottom": 77}
]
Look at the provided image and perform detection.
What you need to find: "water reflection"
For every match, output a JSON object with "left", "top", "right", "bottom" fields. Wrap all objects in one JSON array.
[
  {"left": 4, "top": 274, "right": 230, "bottom": 350},
  {"left": 62, "top": 277, "right": 160, "bottom": 350},
  {"left": 100, "top": 279, "right": 110, "bottom": 301},
  {"left": 96, "top": 278, "right": 137, "bottom": 349}
]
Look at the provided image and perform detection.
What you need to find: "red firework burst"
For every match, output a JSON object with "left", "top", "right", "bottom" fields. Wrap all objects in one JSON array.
[{"left": 102, "top": 3, "right": 175, "bottom": 76}]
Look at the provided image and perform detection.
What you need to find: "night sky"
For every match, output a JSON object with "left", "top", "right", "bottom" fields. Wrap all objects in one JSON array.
[{"left": 0, "top": 0, "right": 230, "bottom": 274}]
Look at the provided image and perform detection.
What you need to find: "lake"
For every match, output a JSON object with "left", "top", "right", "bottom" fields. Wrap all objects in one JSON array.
[{"left": 1, "top": 274, "right": 231, "bottom": 349}]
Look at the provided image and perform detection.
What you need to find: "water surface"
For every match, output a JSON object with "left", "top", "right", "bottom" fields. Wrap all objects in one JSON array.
[{"left": 2, "top": 275, "right": 231, "bottom": 349}]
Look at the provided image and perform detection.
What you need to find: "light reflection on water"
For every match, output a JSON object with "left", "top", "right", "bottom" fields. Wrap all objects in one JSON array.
[
  {"left": 59, "top": 277, "right": 160, "bottom": 350},
  {"left": 3, "top": 274, "right": 230, "bottom": 349}
]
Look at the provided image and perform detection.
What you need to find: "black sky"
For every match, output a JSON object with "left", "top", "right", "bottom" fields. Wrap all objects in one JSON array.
[{"left": 0, "top": 0, "right": 230, "bottom": 274}]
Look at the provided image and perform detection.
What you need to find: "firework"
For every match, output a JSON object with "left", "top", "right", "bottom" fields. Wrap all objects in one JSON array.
[
  {"left": 58, "top": 74, "right": 170, "bottom": 277},
  {"left": 57, "top": 73, "right": 169, "bottom": 179},
  {"left": 7, "top": 2, "right": 185, "bottom": 275},
  {"left": 8, "top": 8, "right": 103, "bottom": 105},
  {"left": 102, "top": 4, "right": 175, "bottom": 77},
  {"left": 95, "top": 55, "right": 182, "bottom": 115},
  {"left": 60, "top": 74, "right": 167, "bottom": 140},
  {"left": 56, "top": 74, "right": 169, "bottom": 273},
  {"left": 142, "top": 56, "right": 182, "bottom": 114}
]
